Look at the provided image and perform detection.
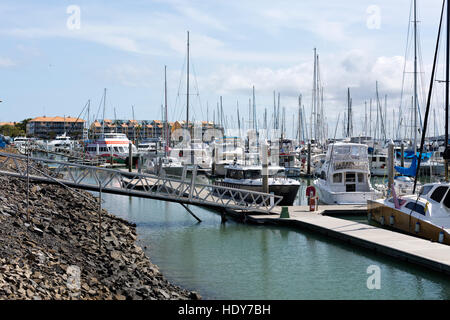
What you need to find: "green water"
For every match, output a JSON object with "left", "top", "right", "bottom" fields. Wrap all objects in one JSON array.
[
  {"left": 44, "top": 153, "right": 450, "bottom": 300},
  {"left": 97, "top": 185, "right": 450, "bottom": 300}
]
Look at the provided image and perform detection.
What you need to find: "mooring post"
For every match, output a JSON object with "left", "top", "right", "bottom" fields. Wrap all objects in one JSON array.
[
  {"left": 221, "top": 210, "right": 227, "bottom": 224},
  {"left": 128, "top": 142, "right": 132, "bottom": 172},
  {"left": 307, "top": 142, "right": 311, "bottom": 176},
  {"left": 262, "top": 143, "right": 269, "bottom": 194},
  {"left": 388, "top": 140, "right": 394, "bottom": 191},
  {"left": 401, "top": 142, "right": 405, "bottom": 167},
  {"left": 211, "top": 148, "right": 216, "bottom": 176}
]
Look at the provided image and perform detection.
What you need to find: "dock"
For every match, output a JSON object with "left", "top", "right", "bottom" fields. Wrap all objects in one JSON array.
[{"left": 226, "top": 205, "right": 450, "bottom": 275}]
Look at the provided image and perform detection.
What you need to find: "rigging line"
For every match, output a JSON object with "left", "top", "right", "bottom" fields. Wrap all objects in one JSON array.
[
  {"left": 413, "top": 0, "right": 445, "bottom": 194},
  {"left": 397, "top": 0, "right": 414, "bottom": 139},
  {"left": 66, "top": 99, "right": 90, "bottom": 136},
  {"left": 174, "top": 53, "right": 187, "bottom": 123},
  {"left": 94, "top": 91, "right": 104, "bottom": 122},
  {"left": 189, "top": 54, "right": 204, "bottom": 122}
]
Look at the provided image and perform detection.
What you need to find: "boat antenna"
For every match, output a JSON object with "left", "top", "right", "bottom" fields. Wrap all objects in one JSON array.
[{"left": 413, "top": 0, "right": 446, "bottom": 193}]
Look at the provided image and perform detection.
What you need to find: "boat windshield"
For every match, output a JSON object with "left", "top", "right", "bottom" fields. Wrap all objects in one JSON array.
[
  {"left": 244, "top": 170, "right": 261, "bottom": 179},
  {"left": 332, "top": 145, "right": 367, "bottom": 161}
]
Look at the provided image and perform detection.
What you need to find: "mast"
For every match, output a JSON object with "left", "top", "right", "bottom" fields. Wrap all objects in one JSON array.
[
  {"left": 413, "top": 0, "right": 445, "bottom": 193},
  {"left": 413, "top": 0, "right": 418, "bottom": 154},
  {"left": 312, "top": 48, "right": 317, "bottom": 142},
  {"left": 164, "top": 65, "right": 169, "bottom": 156},
  {"left": 186, "top": 31, "right": 190, "bottom": 131},
  {"left": 101, "top": 88, "right": 106, "bottom": 138},
  {"left": 446, "top": 0, "right": 450, "bottom": 181}
]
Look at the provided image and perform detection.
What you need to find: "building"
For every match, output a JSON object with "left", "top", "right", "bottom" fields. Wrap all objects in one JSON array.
[
  {"left": 26, "top": 116, "right": 85, "bottom": 139},
  {"left": 88, "top": 119, "right": 222, "bottom": 142},
  {"left": 0, "top": 122, "right": 17, "bottom": 126}
]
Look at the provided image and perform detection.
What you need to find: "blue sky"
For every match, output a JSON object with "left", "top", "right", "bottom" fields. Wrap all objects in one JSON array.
[{"left": 0, "top": 0, "right": 446, "bottom": 138}]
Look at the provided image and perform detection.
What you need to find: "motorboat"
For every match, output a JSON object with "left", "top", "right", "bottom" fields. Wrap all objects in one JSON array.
[
  {"left": 85, "top": 133, "right": 137, "bottom": 163},
  {"left": 369, "top": 153, "right": 388, "bottom": 176},
  {"left": 368, "top": 182, "right": 450, "bottom": 245},
  {"left": 214, "top": 164, "right": 300, "bottom": 206},
  {"left": 46, "top": 133, "right": 74, "bottom": 152},
  {"left": 313, "top": 143, "right": 382, "bottom": 204}
]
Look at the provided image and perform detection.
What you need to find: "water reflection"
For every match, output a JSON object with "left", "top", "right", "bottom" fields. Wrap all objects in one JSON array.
[{"left": 47, "top": 161, "right": 450, "bottom": 299}]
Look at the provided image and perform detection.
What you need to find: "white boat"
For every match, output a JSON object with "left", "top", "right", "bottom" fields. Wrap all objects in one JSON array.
[
  {"left": 368, "top": 182, "right": 450, "bottom": 245},
  {"left": 13, "top": 136, "right": 30, "bottom": 154},
  {"left": 313, "top": 143, "right": 382, "bottom": 204},
  {"left": 215, "top": 164, "right": 300, "bottom": 206},
  {"left": 166, "top": 141, "right": 212, "bottom": 175},
  {"left": 137, "top": 138, "right": 160, "bottom": 154},
  {"left": 47, "top": 133, "right": 74, "bottom": 152},
  {"left": 211, "top": 138, "right": 245, "bottom": 177},
  {"left": 85, "top": 133, "right": 137, "bottom": 163},
  {"left": 369, "top": 153, "right": 388, "bottom": 176}
]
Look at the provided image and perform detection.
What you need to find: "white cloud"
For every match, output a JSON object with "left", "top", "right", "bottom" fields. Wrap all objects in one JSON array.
[
  {"left": 0, "top": 57, "right": 15, "bottom": 67},
  {"left": 105, "top": 64, "right": 153, "bottom": 87}
]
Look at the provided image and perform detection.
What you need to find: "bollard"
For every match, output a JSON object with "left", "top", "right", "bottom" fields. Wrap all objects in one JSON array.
[{"left": 280, "top": 206, "right": 290, "bottom": 219}]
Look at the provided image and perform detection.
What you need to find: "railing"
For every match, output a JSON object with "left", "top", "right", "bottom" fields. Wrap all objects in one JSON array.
[{"left": 0, "top": 152, "right": 283, "bottom": 214}]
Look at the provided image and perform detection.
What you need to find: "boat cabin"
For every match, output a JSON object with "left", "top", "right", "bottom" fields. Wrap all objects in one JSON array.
[
  {"left": 224, "top": 165, "right": 285, "bottom": 180},
  {"left": 321, "top": 143, "right": 371, "bottom": 193}
]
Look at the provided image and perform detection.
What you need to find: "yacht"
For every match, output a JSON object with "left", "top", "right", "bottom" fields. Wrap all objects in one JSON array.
[
  {"left": 13, "top": 136, "right": 30, "bottom": 154},
  {"left": 214, "top": 164, "right": 300, "bottom": 206},
  {"left": 85, "top": 133, "right": 137, "bottom": 163},
  {"left": 368, "top": 182, "right": 450, "bottom": 245},
  {"left": 313, "top": 143, "right": 382, "bottom": 204},
  {"left": 211, "top": 137, "right": 244, "bottom": 177},
  {"left": 47, "top": 133, "right": 74, "bottom": 152},
  {"left": 369, "top": 153, "right": 388, "bottom": 176},
  {"left": 137, "top": 138, "right": 160, "bottom": 154},
  {"left": 165, "top": 141, "right": 212, "bottom": 175}
]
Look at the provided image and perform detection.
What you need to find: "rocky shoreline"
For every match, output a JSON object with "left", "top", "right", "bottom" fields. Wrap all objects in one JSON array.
[{"left": 0, "top": 154, "right": 201, "bottom": 300}]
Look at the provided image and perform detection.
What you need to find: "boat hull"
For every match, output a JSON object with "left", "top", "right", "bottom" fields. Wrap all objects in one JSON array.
[
  {"left": 214, "top": 181, "right": 299, "bottom": 206},
  {"left": 314, "top": 180, "right": 381, "bottom": 205},
  {"left": 367, "top": 200, "right": 450, "bottom": 245}
]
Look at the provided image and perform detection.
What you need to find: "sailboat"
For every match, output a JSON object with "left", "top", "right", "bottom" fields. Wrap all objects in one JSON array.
[{"left": 368, "top": 0, "right": 450, "bottom": 245}]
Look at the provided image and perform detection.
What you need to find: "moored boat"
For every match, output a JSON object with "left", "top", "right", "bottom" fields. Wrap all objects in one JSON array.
[
  {"left": 367, "top": 182, "right": 450, "bottom": 245},
  {"left": 214, "top": 164, "right": 300, "bottom": 206},
  {"left": 314, "top": 142, "right": 382, "bottom": 204}
]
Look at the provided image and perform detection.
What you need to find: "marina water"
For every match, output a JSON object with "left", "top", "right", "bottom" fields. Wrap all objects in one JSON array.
[{"left": 96, "top": 177, "right": 450, "bottom": 300}]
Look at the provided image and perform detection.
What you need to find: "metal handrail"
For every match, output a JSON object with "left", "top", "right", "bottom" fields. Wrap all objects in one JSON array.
[{"left": 0, "top": 152, "right": 283, "bottom": 214}]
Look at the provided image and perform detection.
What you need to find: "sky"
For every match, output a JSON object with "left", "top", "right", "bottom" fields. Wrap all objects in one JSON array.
[{"left": 0, "top": 0, "right": 447, "bottom": 139}]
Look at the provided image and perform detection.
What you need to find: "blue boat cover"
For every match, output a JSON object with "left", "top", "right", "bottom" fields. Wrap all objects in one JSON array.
[
  {"left": 396, "top": 151, "right": 432, "bottom": 160},
  {"left": 394, "top": 156, "right": 417, "bottom": 177}
]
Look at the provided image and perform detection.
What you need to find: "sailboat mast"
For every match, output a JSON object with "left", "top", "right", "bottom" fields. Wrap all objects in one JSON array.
[
  {"left": 101, "top": 88, "right": 106, "bottom": 137},
  {"left": 186, "top": 31, "right": 190, "bottom": 130},
  {"left": 446, "top": 0, "right": 450, "bottom": 181},
  {"left": 164, "top": 65, "right": 169, "bottom": 156},
  {"left": 413, "top": 0, "right": 418, "bottom": 154}
]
